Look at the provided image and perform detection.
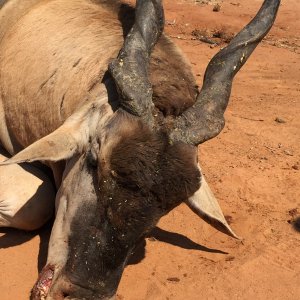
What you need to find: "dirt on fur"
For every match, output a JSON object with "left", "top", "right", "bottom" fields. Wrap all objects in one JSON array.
[{"left": 1, "top": 1, "right": 299, "bottom": 299}]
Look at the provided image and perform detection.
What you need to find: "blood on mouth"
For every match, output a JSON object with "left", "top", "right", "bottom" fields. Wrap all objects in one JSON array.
[{"left": 31, "top": 265, "right": 55, "bottom": 300}]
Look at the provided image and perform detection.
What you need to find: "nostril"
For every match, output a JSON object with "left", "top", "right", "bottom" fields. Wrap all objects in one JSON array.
[
  {"left": 53, "top": 290, "right": 71, "bottom": 300},
  {"left": 60, "top": 287, "right": 75, "bottom": 299},
  {"left": 52, "top": 285, "right": 73, "bottom": 300},
  {"left": 48, "top": 276, "right": 78, "bottom": 300},
  {"left": 63, "top": 292, "right": 70, "bottom": 299}
]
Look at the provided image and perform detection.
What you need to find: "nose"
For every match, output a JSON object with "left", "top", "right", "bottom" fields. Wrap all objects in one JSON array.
[
  {"left": 45, "top": 276, "right": 116, "bottom": 300},
  {"left": 43, "top": 276, "right": 79, "bottom": 300}
]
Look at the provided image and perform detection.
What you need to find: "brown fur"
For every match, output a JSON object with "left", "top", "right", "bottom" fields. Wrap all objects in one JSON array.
[
  {"left": 150, "top": 37, "right": 198, "bottom": 116},
  {"left": 0, "top": 1, "right": 200, "bottom": 298},
  {"left": 0, "top": 0, "right": 197, "bottom": 155},
  {"left": 109, "top": 117, "right": 200, "bottom": 206}
]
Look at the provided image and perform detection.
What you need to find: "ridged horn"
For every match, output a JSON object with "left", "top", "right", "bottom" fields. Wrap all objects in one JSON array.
[
  {"left": 170, "top": 0, "right": 280, "bottom": 145},
  {"left": 109, "top": 0, "right": 165, "bottom": 123}
]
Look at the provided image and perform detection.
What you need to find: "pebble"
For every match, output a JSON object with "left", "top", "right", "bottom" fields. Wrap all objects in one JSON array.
[
  {"left": 275, "top": 117, "right": 286, "bottom": 123},
  {"left": 284, "top": 149, "right": 294, "bottom": 156},
  {"left": 213, "top": 4, "right": 221, "bottom": 11}
]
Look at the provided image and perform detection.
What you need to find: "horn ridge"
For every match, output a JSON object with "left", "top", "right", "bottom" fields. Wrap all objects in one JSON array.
[
  {"left": 109, "top": 0, "right": 164, "bottom": 123},
  {"left": 170, "top": 0, "right": 281, "bottom": 145}
]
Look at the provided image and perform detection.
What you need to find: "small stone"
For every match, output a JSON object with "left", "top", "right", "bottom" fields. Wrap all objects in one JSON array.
[
  {"left": 284, "top": 150, "right": 294, "bottom": 156},
  {"left": 288, "top": 208, "right": 298, "bottom": 218},
  {"left": 148, "top": 237, "right": 156, "bottom": 242},
  {"left": 213, "top": 4, "right": 221, "bottom": 12},
  {"left": 292, "top": 164, "right": 299, "bottom": 170},
  {"left": 225, "top": 256, "right": 235, "bottom": 261},
  {"left": 275, "top": 117, "right": 286, "bottom": 123},
  {"left": 225, "top": 215, "right": 233, "bottom": 224}
]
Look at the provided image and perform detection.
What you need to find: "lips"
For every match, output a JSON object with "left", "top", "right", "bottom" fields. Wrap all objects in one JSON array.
[{"left": 31, "top": 265, "right": 55, "bottom": 300}]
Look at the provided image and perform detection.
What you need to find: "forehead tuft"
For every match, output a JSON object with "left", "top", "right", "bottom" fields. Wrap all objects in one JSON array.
[{"left": 108, "top": 123, "right": 200, "bottom": 199}]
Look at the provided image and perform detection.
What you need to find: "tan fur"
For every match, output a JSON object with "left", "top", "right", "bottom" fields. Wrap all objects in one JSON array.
[
  {"left": 0, "top": 0, "right": 197, "bottom": 155},
  {"left": 150, "top": 36, "right": 197, "bottom": 115},
  {"left": 0, "top": 0, "right": 123, "bottom": 153},
  {"left": 1, "top": 94, "right": 112, "bottom": 164},
  {"left": 0, "top": 95, "right": 13, "bottom": 153},
  {"left": 0, "top": 147, "right": 55, "bottom": 230},
  {"left": 0, "top": 0, "right": 43, "bottom": 42}
]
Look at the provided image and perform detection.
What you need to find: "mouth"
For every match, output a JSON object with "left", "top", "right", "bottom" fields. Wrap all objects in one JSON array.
[{"left": 31, "top": 265, "right": 55, "bottom": 300}]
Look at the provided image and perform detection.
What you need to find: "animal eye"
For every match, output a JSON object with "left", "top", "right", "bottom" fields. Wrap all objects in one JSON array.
[{"left": 86, "top": 150, "right": 98, "bottom": 168}]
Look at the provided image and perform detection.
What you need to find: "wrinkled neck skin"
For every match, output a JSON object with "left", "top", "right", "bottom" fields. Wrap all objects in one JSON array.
[{"left": 32, "top": 109, "right": 201, "bottom": 300}]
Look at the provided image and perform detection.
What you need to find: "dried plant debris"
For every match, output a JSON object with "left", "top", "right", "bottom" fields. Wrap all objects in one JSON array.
[
  {"left": 212, "top": 28, "right": 235, "bottom": 43},
  {"left": 167, "top": 277, "right": 180, "bottom": 282},
  {"left": 191, "top": 27, "right": 234, "bottom": 45},
  {"left": 288, "top": 208, "right": 298, "bottom": 220},
  {"left": 195, "top": 0, "right": 222, "bottom": 5},
  {"left": 264, "top": 36, "right": 300, "bottom": 54}
]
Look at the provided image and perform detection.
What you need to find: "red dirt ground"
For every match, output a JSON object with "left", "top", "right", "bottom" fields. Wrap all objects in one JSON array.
[{"left": 0, "top": 0, "right": 299, "bottom": 299}]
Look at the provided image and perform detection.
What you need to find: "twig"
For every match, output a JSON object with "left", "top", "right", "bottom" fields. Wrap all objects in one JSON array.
[
  {"left": 232, "top": 114, "right": 264, "bottom": 122},
  {"left": 170, "top": 35, "right": 189, "bottom": 40}
]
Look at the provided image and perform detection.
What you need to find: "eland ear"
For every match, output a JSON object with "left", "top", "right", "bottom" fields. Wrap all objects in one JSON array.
[
  {"left": 186, "top": 174, "right": 240, "bottom": 239},
  {"left": 0, "top": 99, "right": 105, "bottom": 165},
  {"left": 0, "top": 127, "right": 79, "bottom": 165}
]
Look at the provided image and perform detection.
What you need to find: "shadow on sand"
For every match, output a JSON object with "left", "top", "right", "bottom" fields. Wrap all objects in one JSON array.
[
  {"left": 0, "top": 219, "right": 53, "bottom": 272},
  {"left": 292, "top": 216, "right": 300, "bottom": 233},
  {"left": 128, "top": 226, "right": 227, "bottom": 265},
  {"left": 1, "top": 223, "right": 227, "bottom": 270}
]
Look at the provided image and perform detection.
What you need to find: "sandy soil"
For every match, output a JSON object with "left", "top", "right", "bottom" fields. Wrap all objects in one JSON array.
[{"left": 0, "top": 0, "right": 299, "bottom": 299}]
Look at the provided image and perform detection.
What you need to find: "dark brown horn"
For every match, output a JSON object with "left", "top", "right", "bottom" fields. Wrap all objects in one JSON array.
[
  {"left": 170, "top": 0, "right": 280, "bottom": 145},
  {"left": 109, "top": 0, "right": 164, "bottom": 123}
]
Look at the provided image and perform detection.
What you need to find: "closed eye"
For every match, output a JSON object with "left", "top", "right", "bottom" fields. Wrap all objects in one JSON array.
[{"left": 86, "top": 150, "right": 98, "bottom": 169}]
